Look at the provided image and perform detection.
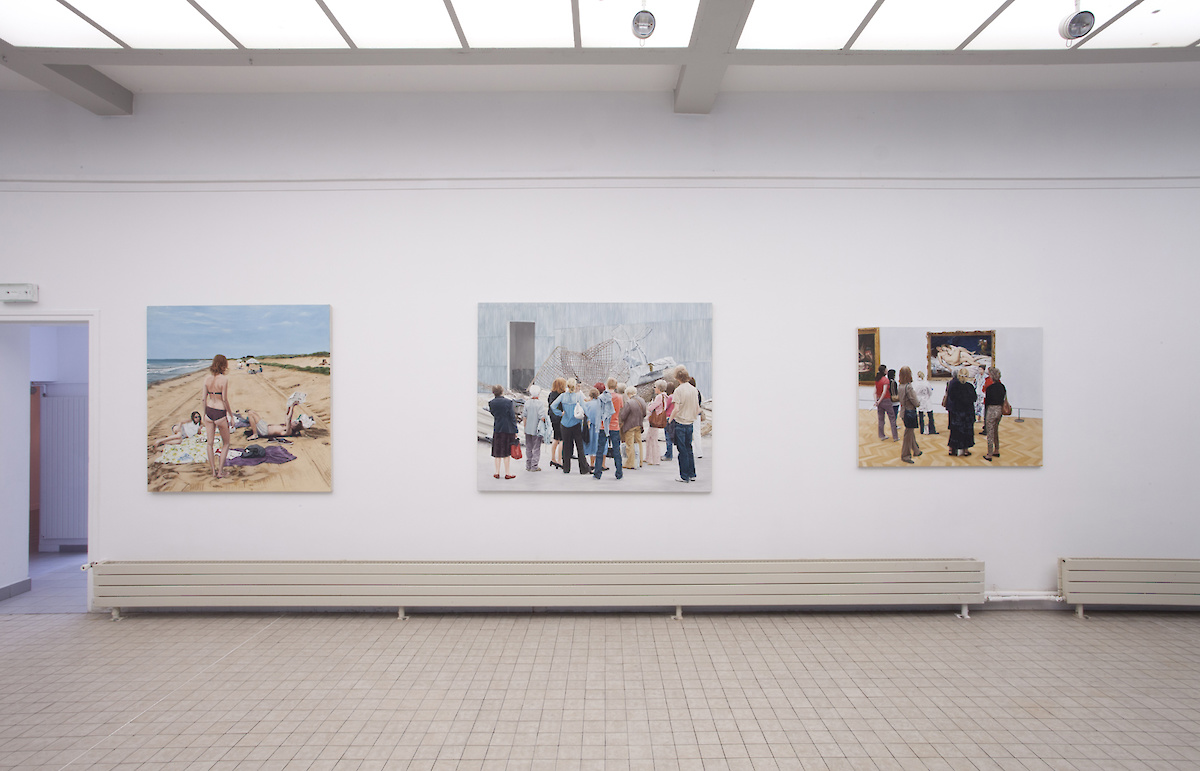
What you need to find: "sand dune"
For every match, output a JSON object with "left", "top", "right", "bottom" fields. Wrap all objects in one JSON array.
[{"left": 147, "top": 361, "right": 332, "bottom": 492}]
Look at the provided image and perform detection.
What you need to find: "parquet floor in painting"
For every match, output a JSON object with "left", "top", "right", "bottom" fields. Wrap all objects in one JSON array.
[{"left": 858, "top": 409, "right": 1043, "bottom": 467}]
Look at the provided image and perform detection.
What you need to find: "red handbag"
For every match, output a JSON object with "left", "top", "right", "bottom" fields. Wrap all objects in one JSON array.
[{"left": 510, "top": 440, "right": 523, "bottom": 460}]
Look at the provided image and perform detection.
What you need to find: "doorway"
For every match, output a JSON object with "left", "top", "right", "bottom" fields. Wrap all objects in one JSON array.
[
  {"left": 0, "top": 315, "right": 95, "bottom": 614},
  {"left": 508, "top": 321, "right": 535, "bottom": 391}
]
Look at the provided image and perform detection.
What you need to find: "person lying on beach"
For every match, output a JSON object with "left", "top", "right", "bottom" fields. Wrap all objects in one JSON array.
[
  {"left": 152, "top": 411, "right": 202, "bottom": 449},
  {"left": 245, "top": 401, "right": 305, "bottom": 440}
]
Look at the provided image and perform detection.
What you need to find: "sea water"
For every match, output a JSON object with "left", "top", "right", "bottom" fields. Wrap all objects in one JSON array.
[{"left": 147, "top": 359, "right": 210, "bottom": 385}]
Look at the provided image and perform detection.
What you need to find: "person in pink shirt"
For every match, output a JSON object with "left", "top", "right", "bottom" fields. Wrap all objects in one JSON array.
[{"left": 644, "top": 379, "right": 669, "bottom": 465}]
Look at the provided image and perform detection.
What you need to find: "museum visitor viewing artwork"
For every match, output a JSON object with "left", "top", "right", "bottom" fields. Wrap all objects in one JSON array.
[
  {"left": 858, "top": 327, "right": 1043, "bottom": 468},
  {"left": 478, "top": 302, "right": 712, "bottom": 492},
  {"left": 147, "top": 305, "right": 333, "bottom": 492}
]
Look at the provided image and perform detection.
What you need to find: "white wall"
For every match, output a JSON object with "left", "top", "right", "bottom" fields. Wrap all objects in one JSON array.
[
  {"left": 1, "top": 88, "right": 1198, "bottom": 592},
  {"left": 0, "top": 326, "right": 31, "bottom": 592}
]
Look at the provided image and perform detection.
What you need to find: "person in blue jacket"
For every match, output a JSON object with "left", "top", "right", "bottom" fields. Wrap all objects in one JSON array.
[{"left": 550, "top": 378, "right": 590, "bottom": 475}]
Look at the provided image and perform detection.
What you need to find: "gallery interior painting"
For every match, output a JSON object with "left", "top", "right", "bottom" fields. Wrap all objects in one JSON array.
[
  {"left": 1, "top": 84, "right": 1198, "bottom": 603},
  {"left": 857, "top": 327, "right": 1043, "bottom": 468}
]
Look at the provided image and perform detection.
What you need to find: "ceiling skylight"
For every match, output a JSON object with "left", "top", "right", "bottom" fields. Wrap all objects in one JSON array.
[
  {"left": 579, "top": 0, "right": 700, "bottom": 48},
  {"left": 0, "top": 0, "right": 120, "bottom": 48},
  {"left": 452, "top": 0, "right": 574, "bottom": 48},
  {"left": 968, "top": 0, "right": 1132, "bottom": 50},
  {"left": 196, "top": 0, "right": 348, "bottom": 48},
  {"left": 1080, "top": 1, "right": 1200, "bottom": 49},
  {"left": 852, "top": 0, "right": 1002, "bottom": 51},
  {"left": 737, "top": 0, "right": 879, "bottom": 50},
  {"left": 321, "top": 0, "right": 461, "bottom": 48},
  {"left": 67, "top": 0, "right": 235, "bottom": 49}
]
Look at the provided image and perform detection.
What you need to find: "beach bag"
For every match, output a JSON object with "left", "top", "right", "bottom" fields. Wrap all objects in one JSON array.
[
  {"left": 242, "top": 444, "right": 266, "bottom": 458},
  {"left": 1002, "top": 398, "right": 1012, "bottom": 416},
  {"left": 510, "top": 440, "right": 522, "bottom": 460},
  {"left": 903, "top": 409, "right": 918, "bottom": 429}
]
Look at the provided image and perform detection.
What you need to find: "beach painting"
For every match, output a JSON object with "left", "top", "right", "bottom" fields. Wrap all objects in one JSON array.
[
  {"left": 147, "top": 305, "right": 332, "bottom": 492},
  {"left": 858, "top": 327, "right": 1042, "bottom": 468},
  {"left": 478, "top": 302, "right": 712, "bottom": 492}
]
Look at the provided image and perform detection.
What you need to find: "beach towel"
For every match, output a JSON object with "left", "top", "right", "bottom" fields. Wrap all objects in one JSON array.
[
  {"left": 225, "top": 446, "right": 297, "bottom": 466},
  {"left": 155, "top": 435, "right": 220, "bottom": 465}
]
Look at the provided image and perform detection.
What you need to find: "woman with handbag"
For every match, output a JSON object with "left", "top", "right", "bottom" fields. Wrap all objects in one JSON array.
[
  {"left": 487, "top": 384, "right": 518, "bottom": 480},
  {"left": 550, "top": 378, "right": 590, "bottom": 475},
  {"left": 644, "top": 379, "right": 669, "bottom": 466},
  {"left": 896, "top": 366, "right": 923, "bottom": 464},
  {"left": 982, "top": 367, "right": 1008, "bottom": 462}
]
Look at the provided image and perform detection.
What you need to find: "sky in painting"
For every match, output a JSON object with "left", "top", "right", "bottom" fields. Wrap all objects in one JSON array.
[{"left": 148, "top": 305, "right": 330, "bottom": 359}]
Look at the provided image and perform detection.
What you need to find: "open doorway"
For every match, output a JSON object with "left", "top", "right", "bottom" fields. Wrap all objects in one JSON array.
[
  {"left": 0, "top": 318, "right": 92, "bottom": 614},
  {"left": 508, "top": 321, "right": 535, "bottom": 391}
]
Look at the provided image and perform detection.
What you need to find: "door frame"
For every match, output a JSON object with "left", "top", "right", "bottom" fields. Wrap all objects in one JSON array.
[{"left": 0, "top": 311, "right": 99, "bottom": 611}]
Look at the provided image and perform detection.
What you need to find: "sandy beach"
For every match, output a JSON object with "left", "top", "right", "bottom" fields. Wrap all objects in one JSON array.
[{"left": 147, "top": 356, "right": 332, "bottom": 492}]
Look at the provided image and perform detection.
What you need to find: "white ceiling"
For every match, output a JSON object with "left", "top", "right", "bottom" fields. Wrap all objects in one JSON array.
[{"left": 2, "top": 0, "right": 1199, "bottom": 115}]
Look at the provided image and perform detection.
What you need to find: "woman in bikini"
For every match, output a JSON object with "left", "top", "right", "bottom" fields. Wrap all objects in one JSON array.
[{"left": 201, "top": 355, "right": 233, "bottom": 479}]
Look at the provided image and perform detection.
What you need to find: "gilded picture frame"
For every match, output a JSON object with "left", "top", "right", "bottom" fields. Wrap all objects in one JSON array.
[
  {"left": 857, "top": 327, "right": 879, "bottom": 385},
  {"left": 926, "top": 330, "right": 996, "bottom": 380}
]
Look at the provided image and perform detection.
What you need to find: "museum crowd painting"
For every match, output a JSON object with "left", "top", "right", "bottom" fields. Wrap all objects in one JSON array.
[
  {"left": 857, "top": 327, "right": 1043, "bottom": 468},
  {"left": 147, "top": 305, "right": 333, "bottom": 492},
  {"left": 478, "top": 303, "right": 712, "bottom": 492}
]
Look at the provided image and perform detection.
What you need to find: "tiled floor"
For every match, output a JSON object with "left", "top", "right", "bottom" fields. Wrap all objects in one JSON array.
[
  {"left": 0, "top": 551, "right": 89, "bottom": 614},
  {"left": 1, "top": 603, "right": 1198, "bottom": 771}
]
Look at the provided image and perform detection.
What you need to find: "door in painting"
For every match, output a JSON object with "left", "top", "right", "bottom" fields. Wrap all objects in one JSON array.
[{"left": 508, "top": 321, "right": 535, "bottom": 392}]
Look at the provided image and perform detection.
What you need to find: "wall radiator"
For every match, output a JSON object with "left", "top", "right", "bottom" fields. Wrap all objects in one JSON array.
[
  {"left": 1059, "top": 558, "right": 1200, "bottom": 617},
  {"left": 39, "top": 394, "right": 88, "bottom": 543},
  {"left": 92, "top": 558, "right": 985, "bottom": 620}
]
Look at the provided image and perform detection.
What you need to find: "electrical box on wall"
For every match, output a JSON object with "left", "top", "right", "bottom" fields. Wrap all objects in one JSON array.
[{"left": 1, "top": 284, "right": 39, "bottom": 303}]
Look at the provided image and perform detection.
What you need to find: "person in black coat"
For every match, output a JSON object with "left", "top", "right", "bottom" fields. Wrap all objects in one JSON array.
[
  {"left": 945, "top": 369, "right": 977, "bottom": 457},
  {"left": 488, "top": 385, "right": 519, "bottom": 480}
]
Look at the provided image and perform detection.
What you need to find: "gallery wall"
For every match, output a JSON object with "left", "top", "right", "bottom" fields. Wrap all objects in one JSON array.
[
  {"left": 2, "top": 86, "right": 1199, "bottom": 594},
  {"left": 858, "top": 328, "right": 1043, "bottom": 414}
]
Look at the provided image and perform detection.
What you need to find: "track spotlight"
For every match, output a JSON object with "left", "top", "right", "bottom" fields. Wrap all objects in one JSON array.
[
  {"left": 632, "top": 10, "right": 655, "bottom": 40},
  {"left": 1059, "top": 2, "right": 1095, "bottom": 41}
]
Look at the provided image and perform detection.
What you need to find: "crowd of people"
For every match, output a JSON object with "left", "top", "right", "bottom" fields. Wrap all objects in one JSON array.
[
  {"left": 873, "top": 362, "right": 1010, "bottom": 464},
  {"left": 487, "top": 365, "right": 704, "bottom": 484}
]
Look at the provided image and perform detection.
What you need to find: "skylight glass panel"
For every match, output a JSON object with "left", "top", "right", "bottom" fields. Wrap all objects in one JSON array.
[
  {"left": 68, "top": 0, "right": 234, "bottom": 49},
  {"left": 738, "top": 0, "right": 878, "bottom": 50},
  {"left": 852, "top": 0, "right": 1004, "bottom": 50},
  {"left": 0, "top": 0, "right": 120, "bottom": 47},
  {"left": 968, "top": 0, "right": 1132, "bottom": 50},
  {"left": 452, "top": 0, "right": 574, "bottom": 48},
  {"left": 196, "top": 0, "right": 348, "bottom": 48},
  {"left": 580, "top": 0, "right": 699, "bottom": 48},
  {"left": 1082, "top": 0, "right": 1200, "bottom": 49},
  {"left": 322, "top": 0, "right": 460, "bottom": 48}
]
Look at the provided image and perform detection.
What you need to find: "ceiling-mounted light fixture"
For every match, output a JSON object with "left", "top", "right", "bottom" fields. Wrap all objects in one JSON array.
[
  {"left": 632, "top": 10, "right": 655, "bottom": 41},
  {"left": 1059, "top": 0, "right": 1095, "bottom": 41}
]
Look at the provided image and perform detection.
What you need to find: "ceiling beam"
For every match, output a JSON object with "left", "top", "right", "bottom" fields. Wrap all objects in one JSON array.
[
  {"left": 674, "top": 0, "right": 755, "bottom": 114},
  {"left": 9, "top": 44, "right": 1200, "bottom": 69},
  {"left": 1, "top": 41, "right": 133, "bottom": 115}
]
